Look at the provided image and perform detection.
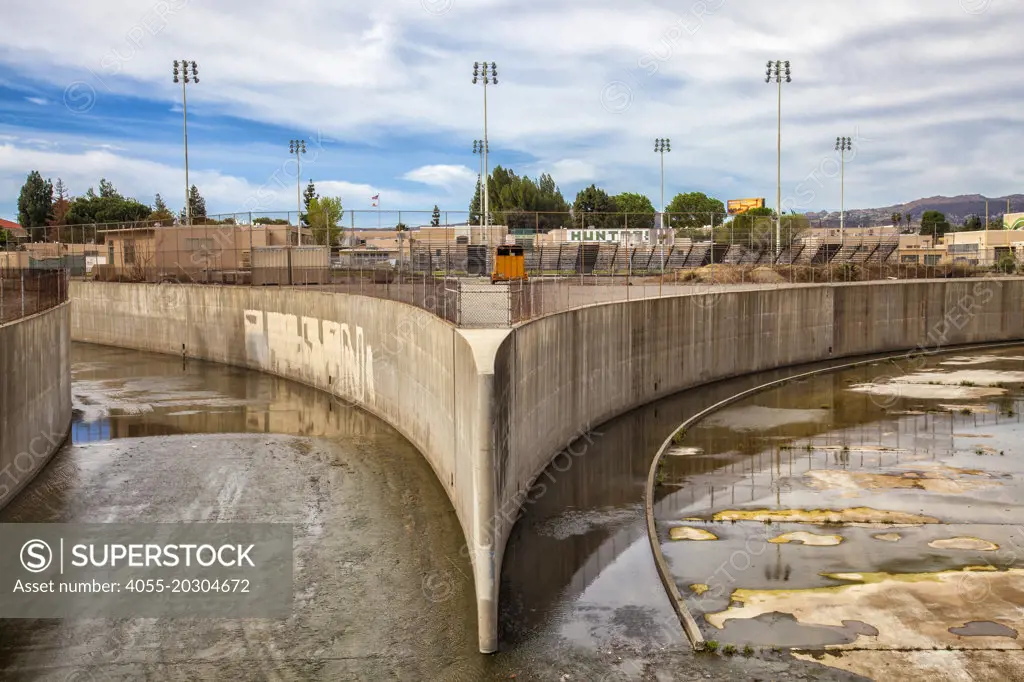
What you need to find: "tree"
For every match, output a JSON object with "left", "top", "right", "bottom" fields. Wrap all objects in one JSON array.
[
  {"left": 920, "top": 210, "right": 951, "bottom": 238},
  {"left": 306, "top": 196, "right": 343, "bottom": 246},
  {"left": 253, "top": 216, "right": 291, "bottom": 225},
  {"left": 98, "top": 178, "right": 120, "bottom": 199},
  {"left": 478, "top": 166, "right": 571, "bottom": 233},
  {"left": 431, "top": 205, "right": 441, "bottom": 227},
  {"left": 468, "top": 177, "right": 483, "bottom": 225},
  {"left": 17, "top": 171, "right": 53, "bottom": 239},
  {"left": 963, "top": 215, "right": 982, "bottom": 231},
  {"left": 185, "top": 185, "right": 207, "bottom": 223},
  {"left": 613, "top": 192, "right": 656, "bottom": 230},
  {"left": 395, "top": 222, "right": 409, "bottom": 232},
  {"left": 572, "top": 184, "right": 619, "bottom": 230},
  {"left": 301, "top": 179, "right": 317, "bottom": 225},
  {"left": 717, "top": 207, "right": 775, "bottom": 246},
  {"left": 47, "top": 178, "right": 72, "bottom": 239},
  {"left": 149, "top": 193, "right": 175, "bottom": 224},
  {"left": 891, "top": 212, "right": 902, "bottom": 231},
  {"left": 64, "top": 189, "right": 151, "bottom": 232},
  {"left": 665, "top": 192, "right": 726, "bottom": 233}
]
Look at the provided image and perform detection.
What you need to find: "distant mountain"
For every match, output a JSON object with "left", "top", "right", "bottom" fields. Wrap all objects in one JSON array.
[{"left": 804, "top": 194, "right": 1024, "bottom": 228}]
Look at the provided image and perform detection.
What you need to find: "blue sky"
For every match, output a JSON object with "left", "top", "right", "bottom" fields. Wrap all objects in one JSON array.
[{"left": 2, "top": 0, "right": 1022, "bottom": 226}]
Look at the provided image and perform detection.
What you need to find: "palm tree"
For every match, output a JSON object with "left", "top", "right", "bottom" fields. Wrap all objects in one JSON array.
[{"left": 891, "top": 212, "right": 901, "bottom": 232}]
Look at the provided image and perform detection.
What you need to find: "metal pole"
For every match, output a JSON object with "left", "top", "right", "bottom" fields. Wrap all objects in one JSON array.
[
  {"left": 182, "top": 77, "right": 190, "bottom": 226},
  {"left": 296, "top": 152, "right": 302, "bottom": 246},
  {"left": 776, "top": 74, "right": 782, "bottom": 257},
  {"left": 483, "top": 79, "right": 489, "bottom": 227},
  {"left": 660, "top": 149, "right": 665, "bottom": 217},
  {"left": 840, "top": 147, "right": 845, "bottom": 245}
]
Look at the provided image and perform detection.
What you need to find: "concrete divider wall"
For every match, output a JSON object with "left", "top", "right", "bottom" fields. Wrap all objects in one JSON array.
[
  {"left": 0, "top": 303, "right": 72, "bottom": 510},
  {"left": 69, "top": 281, "right": 502, "bottom": 650},
  {"left": 69, "top": 278, "right": 1024, "bottom": 653},
  {"left": 490, "top": 279, "right": 1024, "bottom": 611}
]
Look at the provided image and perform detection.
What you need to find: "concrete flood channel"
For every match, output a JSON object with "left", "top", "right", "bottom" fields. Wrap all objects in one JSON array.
[
  {"left": 656, "top": 346, "right": 1024, "bottom": 681},
  {"left": 0, "top": 343, "right": 883, "bottom": 681}
]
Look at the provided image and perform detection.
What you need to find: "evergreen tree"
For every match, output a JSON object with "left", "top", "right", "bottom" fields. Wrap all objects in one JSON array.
[
  {"left": 149, "top": 193, "right": 175, "bottom": 223},
  {"left": 301, "top": 179, "right": 317, "bottom": 225},
  {"left": 184, "top": 185, "right": 207, "bottom": 223},
  {"left": 17, "top": 171, "right": 54, "bottom": 239},
  {"left": 572, "top": 184, "right": 619, "bottom": 230},
  {"left": 431, "top": 205, "right": 441, "bottom": 227}
]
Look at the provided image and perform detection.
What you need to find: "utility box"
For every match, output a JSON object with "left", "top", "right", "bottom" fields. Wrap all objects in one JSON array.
[{"left": 252, "top": 246, "right": 329, "bottom": 285}]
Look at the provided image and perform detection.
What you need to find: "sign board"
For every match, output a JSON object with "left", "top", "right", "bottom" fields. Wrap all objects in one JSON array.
[
  {"left": 1005, "top": 212, "right": 1024, "bottom": 230},
  {"left": 727, "top": 198, "right": 766, "bottom": 215},
  {"left": 568, "top": 228, "right": 653, "bottom": 244}
]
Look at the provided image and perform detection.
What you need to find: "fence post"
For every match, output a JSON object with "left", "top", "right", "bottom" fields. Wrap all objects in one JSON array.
[
  {"left": 21, "top": 268, "right": 25, "bottom": 318},
  {"left": 1, "top": 270, "right": 4, "bottom": 324}
]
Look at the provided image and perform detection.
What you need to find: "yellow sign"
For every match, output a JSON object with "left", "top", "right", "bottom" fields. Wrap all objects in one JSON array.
[{"left": 728, "top": 198, "right": 766, "bottom": 215}]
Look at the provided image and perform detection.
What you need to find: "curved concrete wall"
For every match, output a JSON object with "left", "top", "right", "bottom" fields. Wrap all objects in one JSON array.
[
  {"left": 0, "top": 302, "right": 72, "bottom": 510},
  {"left": 70, "top": 278, "right": 1024, "bottom": 653},
  {"left": 69, "top": 281, "right": 503, "bottom": 651},
  {"left": 488, "top": 279, "right": 1024, "bottom": 615}
]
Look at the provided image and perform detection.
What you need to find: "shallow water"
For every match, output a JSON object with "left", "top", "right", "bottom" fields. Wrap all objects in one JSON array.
[{"left": 656, "top": 347, "right": 1024, "bottom": 652}]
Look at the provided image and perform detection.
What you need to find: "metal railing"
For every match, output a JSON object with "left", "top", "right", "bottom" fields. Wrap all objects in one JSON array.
[{"left": 0, "top": 269, "right": 69, "bottom": 324}]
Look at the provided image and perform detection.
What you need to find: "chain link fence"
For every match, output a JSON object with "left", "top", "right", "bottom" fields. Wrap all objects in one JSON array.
[
  {"left": 0, "top": 268, "right": 69, "bottom": 325},
  {"left": 1, "top": 210, "right": 1013, "bottom": 328}
]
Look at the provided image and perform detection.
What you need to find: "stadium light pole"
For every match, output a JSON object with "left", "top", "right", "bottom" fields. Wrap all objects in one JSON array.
[
  {"left": 289, "top": 139, "right": 306, "bottom": 245},
  {"left": 766, "top": 60, "right": 791, "bottom": 256},
  {"left": 472, "top": 62, "right": 497, "bottom": 229},
  {"left": 173, "top": 60, "right": 198, "bottom": 225},
  {"left": 835, "top": 136, "right": 852, "bottom": 245},
  {"left": 654, "top": 138, "right": 670, "bottom": 215},
  {"left": 654, "top": 138, "right": 670, "bottom": 276},
  {"left": 472, "top": 139, "right": 487, "bottom": 227}
]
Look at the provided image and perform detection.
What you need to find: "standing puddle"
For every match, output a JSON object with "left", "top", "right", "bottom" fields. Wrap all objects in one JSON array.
[{"left": 654, "top": 347, "right": 1024, "bottom": 657}]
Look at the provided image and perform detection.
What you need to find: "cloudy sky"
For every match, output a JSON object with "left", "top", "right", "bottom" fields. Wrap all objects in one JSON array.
[{"left": 1, "top": 0, "right": 1021, "bottom": 225}]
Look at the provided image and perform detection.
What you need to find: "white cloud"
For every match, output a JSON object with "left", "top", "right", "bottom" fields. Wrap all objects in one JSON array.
[
  {"left": 1, "top": 0, "right": 1023, "bottom": 213},
  {"left": 402, "top": 164, "right": 477, "bottom": 188},
  {"left": 24, "top": 97, "right": 48, "bottom": 106}
]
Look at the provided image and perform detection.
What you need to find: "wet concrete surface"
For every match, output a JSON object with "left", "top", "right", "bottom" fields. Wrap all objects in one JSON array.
[
  {"left": 656, "top": 347, "right": 1024, "bottom": 680},
  {"left": 0, "top": 343, "right": 878, "bottom": 680}
]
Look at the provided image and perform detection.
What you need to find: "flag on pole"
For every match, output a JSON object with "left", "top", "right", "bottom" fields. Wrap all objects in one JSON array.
[{"left": 371, "top": 193, "right": 379, "bottom": 207}]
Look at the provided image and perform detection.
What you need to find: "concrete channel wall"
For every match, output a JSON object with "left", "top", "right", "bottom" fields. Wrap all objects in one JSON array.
[
  {"left": 69, "top": 278, "right": 1024, "bottom": 653},
  {"left": 0, "top": 302, "right": 72, "bottom": 510}
]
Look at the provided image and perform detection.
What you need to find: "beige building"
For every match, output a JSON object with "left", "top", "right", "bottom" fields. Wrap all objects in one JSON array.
[
  {"left": 97, "top": 224, "right": 312, "bottom": 280},
  {"left": 941, "top": 229, "right": 1024, "bottom": 266},
  {"left": 896, "top": 233, "right": 945, "bottom": 265}
]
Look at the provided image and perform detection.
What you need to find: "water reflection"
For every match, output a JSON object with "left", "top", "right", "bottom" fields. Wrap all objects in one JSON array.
[
  {"left": 498, "top": 352, "right": 911, "bottom": 651},
  {"left": 69, "top": 343, "right": 391, "bottom": 443},
  {"left": 655, "top": 347, "right": 1024, "bottom": 650}
]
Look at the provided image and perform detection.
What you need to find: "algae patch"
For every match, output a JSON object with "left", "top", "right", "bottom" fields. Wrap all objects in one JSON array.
[
  {"left": 669, "top": 526, "right": 718, "bottom": 541},
  {"left": 928, "top": 537, "right": 999, "bottom": 551},
  {"left": 872, "top": 533, "right": 902, "bottom": 542},
  {"left": 712, "top": 507, "right": 940, "bottom": 527},
  {"left": 689, "top": 583, "right": 710, "bottom": 595},
  {"left": 769, "top": 531, "right": 843, "bottom": 546}
]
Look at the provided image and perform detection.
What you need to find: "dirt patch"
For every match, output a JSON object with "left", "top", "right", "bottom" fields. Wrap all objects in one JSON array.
[
  {"left": 669, "top": 526, "right": 718, "bottom": 541},
  {"left": 928, "top": 537, "right": 999, "bottom": 551},
  {"left": 768, "top": 531, "right": 843, "bottom": 546},
  {"left": 803, "top": 469, "right": 998, "bottom": 495}
]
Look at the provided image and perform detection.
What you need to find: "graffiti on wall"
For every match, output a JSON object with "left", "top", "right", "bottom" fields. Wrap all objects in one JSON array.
[{"left": 243, "top": 309, "right": 375, "bottom": 404}]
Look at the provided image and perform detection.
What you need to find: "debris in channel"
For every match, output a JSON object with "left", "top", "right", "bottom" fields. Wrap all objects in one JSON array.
[
  {"left": 669, "top": 526, "right": 718, "bottom": 541},
  {"left": 928, "top": 537, "right": 999, "bottom": 551},
  {"left": 768, "top": 531, "right": 843, "bottom": 546},
  {"left": 712, "top": 507, "right": 940, "bottom": 527}
]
